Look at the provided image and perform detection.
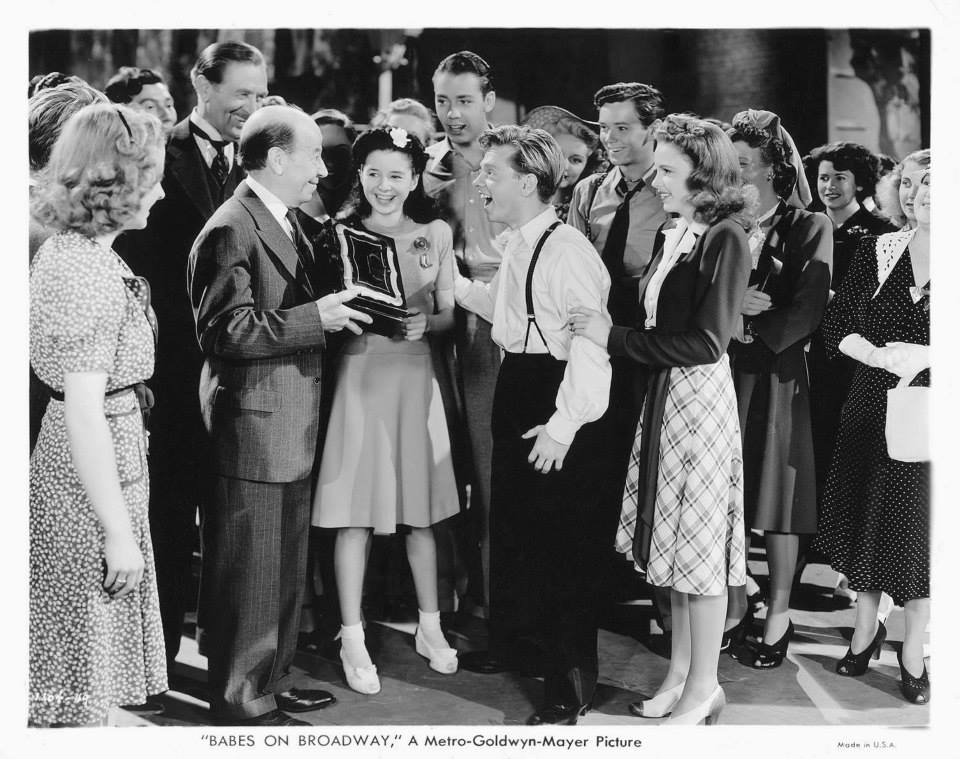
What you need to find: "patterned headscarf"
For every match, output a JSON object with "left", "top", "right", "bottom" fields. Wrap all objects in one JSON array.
[{"left": 731, "top": 108, "right": 812, "bottom": 209}]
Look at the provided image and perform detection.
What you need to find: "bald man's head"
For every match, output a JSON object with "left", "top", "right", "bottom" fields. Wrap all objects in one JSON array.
[
  {"left": 239, "top": 105, "right": 328, "bottom": 207},
  {"left": 239, "top": 105, "right": 317, "bottom": 171}
]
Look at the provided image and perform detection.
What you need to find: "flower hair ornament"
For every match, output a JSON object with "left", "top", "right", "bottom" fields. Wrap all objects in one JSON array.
[
  {"left": 731, "top": 109, "right": 812, "bottom": 209},
  {"left": 390, "top": 127, "right": 410, "bottom": 149}
]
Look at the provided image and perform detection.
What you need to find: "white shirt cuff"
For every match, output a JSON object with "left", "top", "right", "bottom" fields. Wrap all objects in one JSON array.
[{"left": 545, "top": 412, "right": 580, "bottom": 446}]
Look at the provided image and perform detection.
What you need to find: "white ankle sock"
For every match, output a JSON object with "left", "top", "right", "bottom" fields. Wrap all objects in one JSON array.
[
  {"left": 418, "top": 610, "right": 448, "bottom": 648},
  {"left": 340, "top": 623, "right": 373, "bottom": 668}
]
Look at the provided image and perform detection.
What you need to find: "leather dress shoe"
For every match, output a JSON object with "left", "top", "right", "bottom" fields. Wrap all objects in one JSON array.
[
  {"left": 459, "top": 650, "right": 514, "bottom": 674},
  {"left": 276, "top": 688, "right": 336, "bottom": 712},
  {"left": 527, "top": 703, "right": 590, "bottom": 726},
  {"left": 212, "top": 709, "right": 310, "bottom": 726}
]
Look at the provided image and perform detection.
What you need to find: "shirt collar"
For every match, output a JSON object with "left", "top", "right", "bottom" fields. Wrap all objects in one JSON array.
[
  {"left": 515, "top": 206, "right": 559, "bottom": 251},
  {"left": 190, "top": 109, "right": 226, "bottom": 142},
  {"left": 245, "top": 175, "right": 292, "bottom": 230},
  {"left": 612, "top": 164, "right": 656, "bottom": 193}
]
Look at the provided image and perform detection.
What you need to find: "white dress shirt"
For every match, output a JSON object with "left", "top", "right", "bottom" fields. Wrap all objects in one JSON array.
[
  {"left": 189, "top": 109, "right": 236, "bottom": 172},
  {"left": 454, "top": 207, "right": 612, "bottom": 445},
  {"left": 245, "top": 176, "right": 296, "bottom": 238}
]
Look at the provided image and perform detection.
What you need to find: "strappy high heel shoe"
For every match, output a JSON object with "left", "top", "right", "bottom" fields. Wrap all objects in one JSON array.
[
  {"left": 720, "top": 610, "right": 753, "bottom": 653},
  {"left": 628, "top": 681, "right": 684, "bottom": 718},
  {"left": 897, "top": 649, "right": 930, "bottom": 704},
  {"left": 836, "top": 621, "right": 886, "bottom": 677},
  {"left": 340, "top": 646, "right": 381, "bottom": 694},
  {"left": 666, "top": 685, "right": 725, "bottom": 725},
  {"left": 748, "top": 620, "right": 794, "bottom": 669},
  {"left": 415, "top": 626, "right": 458, "bottom": 674}
]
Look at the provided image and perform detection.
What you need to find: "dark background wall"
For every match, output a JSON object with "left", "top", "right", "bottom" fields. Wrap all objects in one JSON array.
[{"left": 29, "top": 27, "right": 929, "bottom": 160}]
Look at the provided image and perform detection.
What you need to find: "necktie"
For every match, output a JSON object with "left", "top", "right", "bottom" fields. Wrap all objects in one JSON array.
[
  {"left": 600, "top": 178, "right": 643, "bottom": 278},
  {"left": 190, "top": 121, "right": 230, "bottom": 185},
  {"left": 285, "top": 209, "right": 315, "bottom": 283},
  {"left": 601, "top": 178, "right": 643, "bottom": 326}
]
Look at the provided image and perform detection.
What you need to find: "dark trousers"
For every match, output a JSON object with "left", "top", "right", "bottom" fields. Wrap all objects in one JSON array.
[
  {"left": 488, "top": 353, "right": 618, "bottom": 708},
  {"left": 147, "top": 411, "right": 210, "bottom": 671},
  {"left": 201, "top": 475, "right": 310, "bottom": 719}
]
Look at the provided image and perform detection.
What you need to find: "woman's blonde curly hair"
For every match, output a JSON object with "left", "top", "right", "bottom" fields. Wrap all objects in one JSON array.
[{"left": 31, "top": 103, "right": 165, "bottom": 238}]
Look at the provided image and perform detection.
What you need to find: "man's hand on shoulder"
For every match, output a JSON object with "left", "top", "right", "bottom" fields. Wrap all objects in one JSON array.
[{"left": 315, "top": 291, "right": 372, "bottom": 335}]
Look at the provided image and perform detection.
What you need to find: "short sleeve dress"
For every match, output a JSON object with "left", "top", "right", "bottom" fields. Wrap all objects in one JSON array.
[
  {"left": 813, "top": 232, "right": 929, "bottom": 606},
  {"left": 312, "top": 218, "right": 461, "bottom": 534},
  {"left": 29, "top": 231, "right": 167, "bottom": 726}
]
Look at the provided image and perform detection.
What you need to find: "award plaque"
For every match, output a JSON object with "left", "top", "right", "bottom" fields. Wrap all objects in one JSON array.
[{"left": 335, "top": 223, "right": 409, "bottom": 337}]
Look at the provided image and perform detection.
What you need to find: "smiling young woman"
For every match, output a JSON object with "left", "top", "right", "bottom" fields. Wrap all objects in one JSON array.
[
  {"left": 570, "top": 114, "right": 753, "bottom": 725},
  {"left": 312, "top": 127, "right": 460, "bottom": 694}
]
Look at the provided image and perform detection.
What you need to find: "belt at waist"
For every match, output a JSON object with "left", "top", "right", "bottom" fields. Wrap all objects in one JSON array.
[{"left": 46, "top": 382, "right": 141, "bottom": 402}]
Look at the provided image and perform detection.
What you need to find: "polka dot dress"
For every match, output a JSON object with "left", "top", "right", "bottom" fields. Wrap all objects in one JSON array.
[
  {"left": 814, "top": 235, "right": 929, "bottom": 607},
  {"left": 29, "top": 232, "right": 167, "bottom": 726}
]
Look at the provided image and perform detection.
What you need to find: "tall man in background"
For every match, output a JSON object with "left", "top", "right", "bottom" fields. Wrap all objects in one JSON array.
[
  {"left": 113, "top": 40, "right": 268, "bottom": 678},
  {"left": 423, "top": 51, "right": 506, "bottom": 619}
]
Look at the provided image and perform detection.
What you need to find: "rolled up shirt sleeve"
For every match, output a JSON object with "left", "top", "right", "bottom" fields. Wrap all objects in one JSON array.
[{"left": 454, "top": 268, "right": 498, "bottom": 323}]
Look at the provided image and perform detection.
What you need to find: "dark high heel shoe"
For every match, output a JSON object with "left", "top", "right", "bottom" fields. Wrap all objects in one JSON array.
[
  {"left": 897, "top": 649, "right": 930, "bottom": 704},
  {"left": 746, "top": 620, "right": 793, "bottom": 669},
  {"left": 836, "top": 621, "right": 886, "bottom": 677},
  {"left": 720, "top": 610, "right": 753, "bottom": 653}
]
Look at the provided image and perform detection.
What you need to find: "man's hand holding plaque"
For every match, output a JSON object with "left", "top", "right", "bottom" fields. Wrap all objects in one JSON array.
[{"left": 316, "top": 290, "right": 373, "bottom": 335}]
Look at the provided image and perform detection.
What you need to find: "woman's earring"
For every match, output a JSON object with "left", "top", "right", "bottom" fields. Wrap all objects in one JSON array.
[{"left": 766, "top": 170, "right": 775, "bottom": 182}]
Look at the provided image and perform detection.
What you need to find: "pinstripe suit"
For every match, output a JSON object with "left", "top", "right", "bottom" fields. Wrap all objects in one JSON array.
[{"left": 188, "top": 181, "right": 327, "bottom": 720}]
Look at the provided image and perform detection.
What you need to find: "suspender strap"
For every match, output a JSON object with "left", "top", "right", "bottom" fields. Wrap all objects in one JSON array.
[{"left": 522, "top": 221, "right": 561, "bottom": 354}]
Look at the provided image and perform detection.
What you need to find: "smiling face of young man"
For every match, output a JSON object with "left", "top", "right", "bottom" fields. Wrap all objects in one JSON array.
[
  {"left": 473, "top": 144, "right": 534, "bottom": 229},
  {"left": 598, "top": 100, "right": 657, "bottom": 181},
  {"left": 433, "top": 72, "right": 495, "bottom": 149}
]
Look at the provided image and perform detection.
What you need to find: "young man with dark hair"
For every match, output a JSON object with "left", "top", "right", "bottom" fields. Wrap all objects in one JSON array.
[
  {"left": 455, "top": 125, "right": 616, "bottom": 725},
  {"left": 424, "top": 50, "right": 505, "bottom": 619},
  {"left": 104, "top": 66, "right": 177, "bottom": 137},
  {"left": 567, "top": 81, "right": 671, "bottom": 634}
]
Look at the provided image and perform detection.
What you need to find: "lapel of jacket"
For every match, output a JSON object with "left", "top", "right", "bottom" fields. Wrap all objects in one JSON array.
[
  {"left": 166, "top": 119, "right": 216, "bottom": 219},
  {"left": 236, "top": 182, "right": 314, "bottom": 299}
]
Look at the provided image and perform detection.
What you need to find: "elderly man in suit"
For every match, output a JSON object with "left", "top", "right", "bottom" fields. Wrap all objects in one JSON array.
[
  {"left": 112, "top": 41, "right": 270, "bottom": 679},
  {"left": 188, "top": 105, "right": 370, "bottom": 726}
]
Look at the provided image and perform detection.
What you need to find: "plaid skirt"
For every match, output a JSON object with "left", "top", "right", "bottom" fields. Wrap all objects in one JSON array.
[{"left": 615, "top": 355, "right": 747, "bottom": 596}]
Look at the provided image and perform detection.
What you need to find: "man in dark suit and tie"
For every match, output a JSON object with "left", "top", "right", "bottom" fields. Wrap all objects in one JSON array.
[
  {"left": 113, "top": 41, "right": 268, "bottom": 679},
  {"left": 189, "top": 105, "right": 370, "bottom": 726}
]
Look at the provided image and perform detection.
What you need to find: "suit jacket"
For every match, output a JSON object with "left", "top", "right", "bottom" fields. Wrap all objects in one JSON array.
[
  {"left": 188, "top": 181, "right": 327, "bottom": 483},
  {"left": 113, "top": 118, "right": 244, "bottom": 450}
]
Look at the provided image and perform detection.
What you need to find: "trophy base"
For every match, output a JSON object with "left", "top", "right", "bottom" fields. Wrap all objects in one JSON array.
[{"left": 352, "top": 296, "right": 409, "bottom": 338}]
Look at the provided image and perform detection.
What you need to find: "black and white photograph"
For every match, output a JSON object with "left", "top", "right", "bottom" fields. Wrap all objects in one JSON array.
[{"left": 9, "top": 1, "right": 958, "bottom": 757}]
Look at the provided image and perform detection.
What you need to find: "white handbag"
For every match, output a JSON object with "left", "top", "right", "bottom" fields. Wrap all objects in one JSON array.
[{"left": 885, "top": 371, "right": 930, "bottom": 463}]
